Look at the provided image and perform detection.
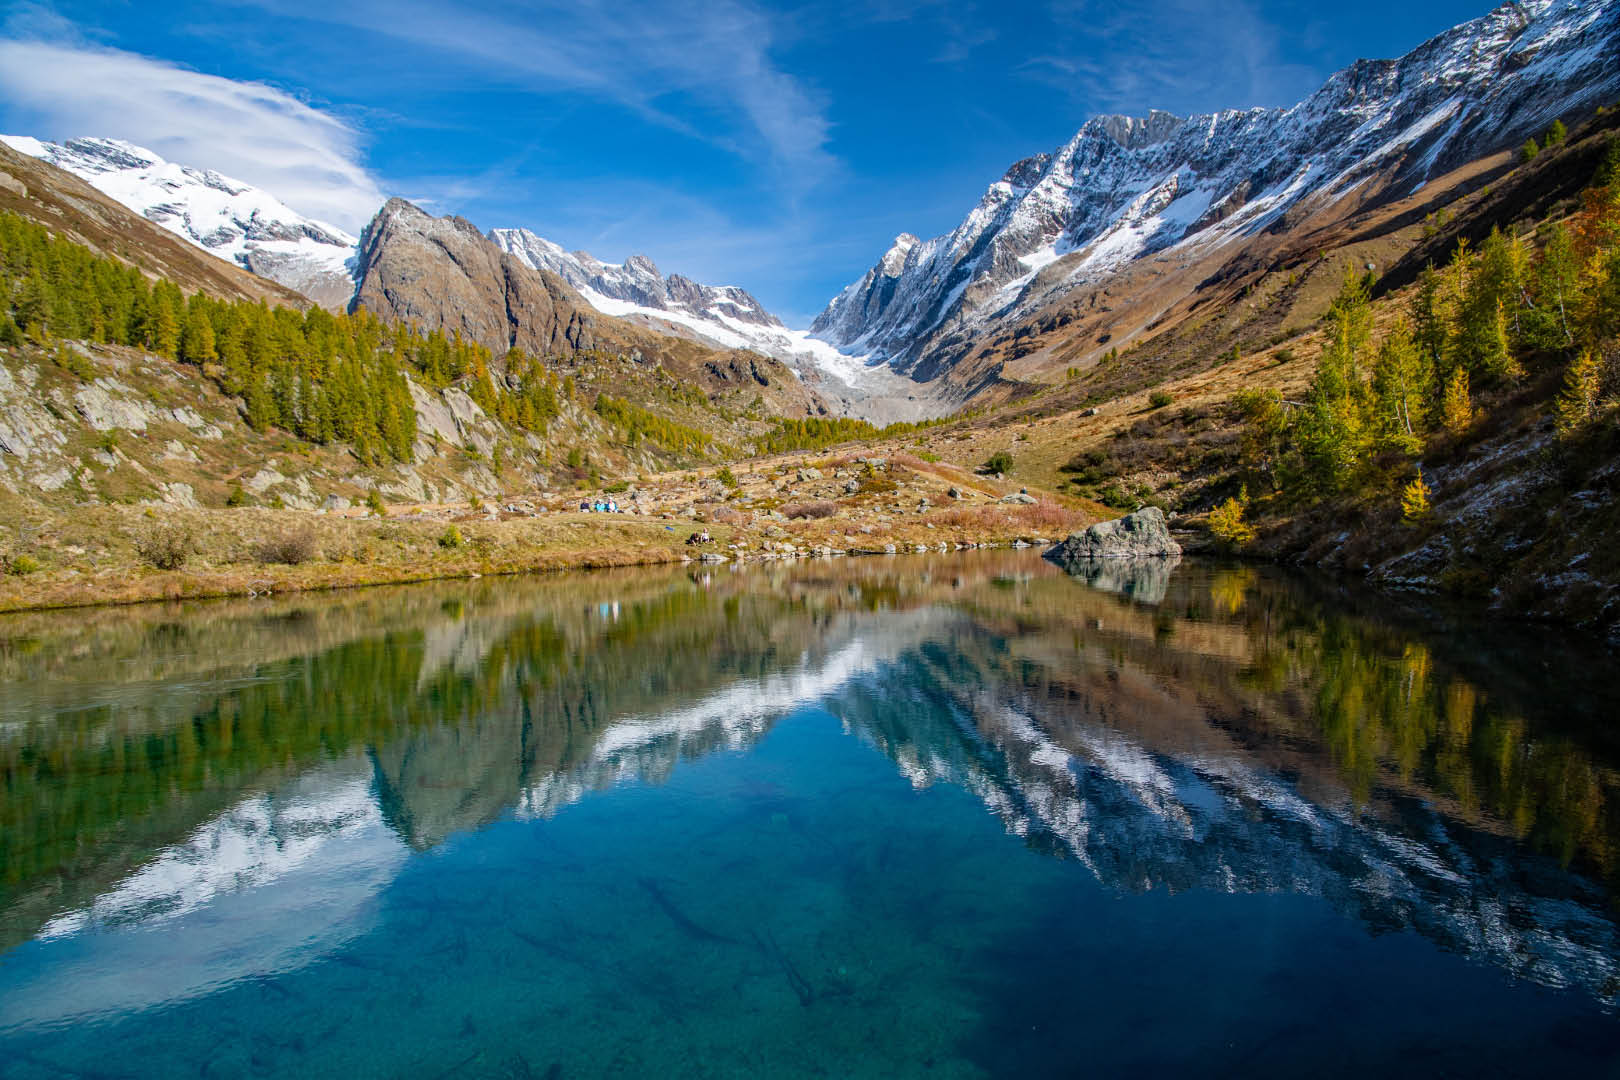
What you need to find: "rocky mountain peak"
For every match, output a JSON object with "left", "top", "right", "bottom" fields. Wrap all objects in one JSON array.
[
  {"left": 810, "top": 0, "right": 1620, "bottom": 377},
  {"left": 354, "top": 199, "right": 603, "bottom": 358},
  {"left": 1094, "top": 110, "right": 1183, "bottom": 150},
  {"left": 624, "top": 254, "right": 661, "bottom": 277}
]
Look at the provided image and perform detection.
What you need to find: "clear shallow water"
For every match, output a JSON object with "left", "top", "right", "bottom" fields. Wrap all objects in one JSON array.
[{"left": 2, "top": 552, "right": 1619, "bottom": 1077}]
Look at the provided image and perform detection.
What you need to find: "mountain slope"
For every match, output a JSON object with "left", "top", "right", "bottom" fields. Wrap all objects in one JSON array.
[
  {"left": 489, "top": 227, "right": 924, "bottom": 419},
  {"left": 0, "top": 136, "right": 358, "bottom": 309},
  {"left": 813, "top": 0, "right": 1620, "bottom": 390},
  {"left": 352, "top": 199, "right": 828, "bottom": 417},
  {"left": 0, "top": 141, "right": 309, "bottom": 308}
]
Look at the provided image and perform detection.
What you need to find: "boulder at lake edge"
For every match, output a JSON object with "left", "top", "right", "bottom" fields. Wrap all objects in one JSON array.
[{"left": 1046, "top": 506, "right": 1181, "bottom": 565}]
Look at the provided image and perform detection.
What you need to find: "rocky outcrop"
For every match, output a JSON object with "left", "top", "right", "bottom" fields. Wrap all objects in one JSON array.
[
  {"left": 352, "top": 198, "right": 604, "bottom": 359},
  {"left": 1046, "top": 507, "right": 1180, "bottom": 565}
]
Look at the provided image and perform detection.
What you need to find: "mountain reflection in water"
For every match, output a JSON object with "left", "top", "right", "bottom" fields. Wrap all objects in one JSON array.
[{"left": 2, "top": 551, "right": 1618, "bottom": 1075}]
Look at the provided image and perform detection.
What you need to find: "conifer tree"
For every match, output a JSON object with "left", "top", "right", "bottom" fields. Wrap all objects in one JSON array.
[
  {"left": 1524, "top": 222, "right": 1578, "bottom": 350},
  {"left": 146, "top": 288, "right": 180, "bottom": 358},
  {"left": 1370, "top": 321, "right": 1432, "bottom": 454},
  {"left": 180, "top": 306, "right": 217, "bottom": 364},
  {"left": 1401, "top": 474, "right": 1432, "bottom": 521},
  {"left": 1300, "top": 270, "right": 1372, "bottom": 490},
  {"left": 1555, "top": 349, "right": 1603, "bottom": 436},
  {"left": 1440, "top": 367, "right": 1474, "bottom": 435},
  {"left": 1411, "top": 265, "right": 1448, "bottom": 371}
]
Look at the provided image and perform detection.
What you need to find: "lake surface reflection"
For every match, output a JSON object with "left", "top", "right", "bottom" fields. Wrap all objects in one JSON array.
[{"left": 2, "top": 552, "right": 1619, "bottom": 1077}]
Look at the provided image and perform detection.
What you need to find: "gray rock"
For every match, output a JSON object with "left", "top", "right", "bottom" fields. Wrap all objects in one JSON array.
[
  {"left": 1046, "top": 506, "right": 1180, "bottom": 564},
  {"left": 0, "top": 390, "right": 64, "bottom": 460},
  {"left": 1001, "top": 492, "right": 1037, "bottom": 504},
  {"left": 322, "top": 494, "right": 352, "bottom": 513},
  {"left": 72, "top": 380, "right": 150, "bottom": 431},
  {"left": 246, "top": 467, "right": 288, "bottom": 494},
  {"left": 796, "top": 467, "right": 822, "bottom": 481},
  {"left": 444, "top": 387, "right": 499, "bottom": 457}
]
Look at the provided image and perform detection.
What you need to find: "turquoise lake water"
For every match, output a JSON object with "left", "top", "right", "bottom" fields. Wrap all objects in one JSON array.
[{"left": 2, "top": 552, "right": 1619, "bottom": 1077}]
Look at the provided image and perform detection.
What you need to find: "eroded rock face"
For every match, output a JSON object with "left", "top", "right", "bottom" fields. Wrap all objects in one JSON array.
[
  {"left": 352, "top": 198, "right": 603, "bottom": 359},
  {"left": 1046, "top": 507, "right": 1180, "bottom": 565}
]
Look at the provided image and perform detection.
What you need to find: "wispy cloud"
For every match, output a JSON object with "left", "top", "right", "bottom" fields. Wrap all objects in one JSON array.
[
  {"left": 1026, "top": 0, "right": 1322, "bottom": 117},
  {"left": 234, "top": 0, "right": 836, "bottom": 192},
  {"left": 0, "top": 34, "right": 385, "bottom": 231}
]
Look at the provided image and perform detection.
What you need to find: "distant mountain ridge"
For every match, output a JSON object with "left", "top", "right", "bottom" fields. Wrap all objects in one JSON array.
[
  {"left": 0, "top": 134, "right": 902, "bottom": 412},
  {"left": 0, "top": 135, "right": 359, "bottom": 309},
  {"left": 351, "top": 197, "right": 829, "bottom": 418},
  {"left": 811, "top": 0, "right": 1620, "bottom": 379},
  {"left": 490, "top": 228, "right": 924, "bottom": 419}
]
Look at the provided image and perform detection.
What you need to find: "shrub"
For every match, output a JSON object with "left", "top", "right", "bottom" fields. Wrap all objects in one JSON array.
[
  {"left": 983, "top": 450, "right": 1014, "bottom": 475},
  {"left": 366, "top": 489, "right": 387, "bottom": 517},
  {"left": 225, "top": 483, "right": 249, "bottom": 507},
  {"left": 439, "top": 525, "right": 466, "bottom": 549},
  {"left": 715, "top": 466, "right": 738, "bottom": 490},
  {"left": 1098, "top": 483, "right": 1135, "bottom": 510},
  {"left": 1148, "top": 390, "right": 1174, "bottom": 409},
  {"left": 3, "top": 552, "right": 42, "bottom": 576},
  {"left": 134, "top": 522, "right": 194, "bottom": 570},
  {"left": 53, "top": 344, "right": 93, "bottom": 380},
  {"left": 254, "top": 526, "right": 318, "bottom": 565},
  {"left": 783, "top": 500, "right": 837, "bottom": 520}
]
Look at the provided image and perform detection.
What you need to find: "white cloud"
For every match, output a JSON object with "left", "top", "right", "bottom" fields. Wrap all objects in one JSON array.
[
  {"left": 235, "top": 0, "right": 836, "bottom": 191},
  {"left": 0, "top": 38, "right": 385, "bottom": 231}
]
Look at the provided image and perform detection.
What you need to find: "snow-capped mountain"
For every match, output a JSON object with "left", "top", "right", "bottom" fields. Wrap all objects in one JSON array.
[
  {"left": 812, "top": 0, "right": 1620, "bottom": 371},
  {"left": 491, "top": 227, "right": 928, "bottom": 420},
  {"left": 0, "top": 135, "right": 359, "bottom": 308}
]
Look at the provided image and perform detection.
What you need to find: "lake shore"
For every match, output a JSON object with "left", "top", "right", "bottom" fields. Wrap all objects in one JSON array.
[{"left": 0, "top": 496, "right": 1092, "bottom": 615}]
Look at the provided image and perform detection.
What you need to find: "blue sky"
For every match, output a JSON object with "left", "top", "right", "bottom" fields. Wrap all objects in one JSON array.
[{"left": 0, "top": 0, "right": 1489, "bottom": 324}]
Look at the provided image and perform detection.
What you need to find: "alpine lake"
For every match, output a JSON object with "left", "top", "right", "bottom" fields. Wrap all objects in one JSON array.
[{"left": 2, "top": 550, "right": 1619, "bottom": 1078}]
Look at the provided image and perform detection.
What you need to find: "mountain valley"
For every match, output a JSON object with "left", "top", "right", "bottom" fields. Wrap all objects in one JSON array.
[{"left": 0, "top": 0, "right": 1616, "bottom": 644}]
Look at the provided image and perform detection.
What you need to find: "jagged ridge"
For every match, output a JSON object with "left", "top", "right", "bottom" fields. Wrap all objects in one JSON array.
[{"left": 811, "top": 0, "right": 1620, "bottom": 375}]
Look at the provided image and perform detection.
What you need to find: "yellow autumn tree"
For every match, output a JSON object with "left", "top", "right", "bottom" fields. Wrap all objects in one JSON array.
[
  {"left": 1555, "top": 348, "right": 1603, "bottom": 437},
  {"left": 1401, "top": 473, "right": 1432, "bottom": 521},
  {"left": 1440, "top": 367, "right": 1475, "bottom": 435},
  {"left": 1208, "top": 486, "right": 1256, "bottom": 550}
]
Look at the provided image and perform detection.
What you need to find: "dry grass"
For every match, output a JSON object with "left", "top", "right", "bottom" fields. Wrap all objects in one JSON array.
[
  {"left": 931, "top": 500, "right": 1088, "bottom": 536},
  {"left": 783, "top": 500, "right": 838, "bottom": 520},
  {"left": 253, "top": 526, "right": 319, "bottom": 566}
]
